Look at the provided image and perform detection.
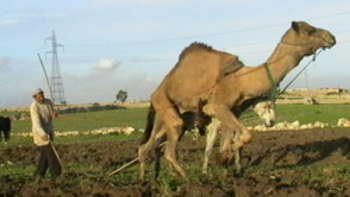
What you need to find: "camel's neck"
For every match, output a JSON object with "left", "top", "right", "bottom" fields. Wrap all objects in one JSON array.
[
  {"left": 264, "top": 42, "right": 304, "bottom": 83},
  {"left": 225, "top": 42, "right": 308, "bottom": 104}
]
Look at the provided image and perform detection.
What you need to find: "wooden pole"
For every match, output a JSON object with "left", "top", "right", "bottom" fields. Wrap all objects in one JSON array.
[
  {"left": 108, "top": 142, "right": 166, "bottom": 176},
  {"left": 50, "top": 141, "right": 63, "bottom": 169},
  {"left": 108, "top": 157, "right": 138, "bottom": 176},
  {"left": 37, "top": 53, "right": 54, "bottom": 101}
]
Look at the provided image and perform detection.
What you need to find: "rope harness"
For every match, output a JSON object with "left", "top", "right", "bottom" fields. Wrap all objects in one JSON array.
[
  {"left": 263, "top": 48, "right": 323, "bottom": 103},
  {"left": 279, "top": 50, "right": 322, "bottom": 95},
  {"left": 263, "top": 63, "right": 280, "bottom": 101}
]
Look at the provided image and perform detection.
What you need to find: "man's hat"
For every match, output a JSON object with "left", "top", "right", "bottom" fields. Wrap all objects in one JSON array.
[{"left": 32, "top": 88, "right": 44, "bottom": 97}]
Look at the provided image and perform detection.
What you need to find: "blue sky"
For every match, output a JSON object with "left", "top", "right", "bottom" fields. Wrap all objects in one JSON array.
[{"left": 1, "top": 0, "right": 349, "bottom": 107}]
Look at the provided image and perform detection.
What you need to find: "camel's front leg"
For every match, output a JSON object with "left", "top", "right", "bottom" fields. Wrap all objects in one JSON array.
[
  {"left": 203, "top": 104, "right": 252, "bottom": 145},
  {"left": 211, "top": 104, "right": 252, "bottom": 171},
  {"left": 202, "top": 118, "right": 220, "bottom": 174},
  {"left": 215, "top": 104, "right": 252, "bottom": 145},
  {"left": 233, "top": 132, "right": 243, "bottom": 174}
]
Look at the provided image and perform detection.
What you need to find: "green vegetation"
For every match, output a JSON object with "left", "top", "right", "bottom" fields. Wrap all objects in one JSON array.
[
  {"left": 0, "top": 111, "right": 29, "bottom": 117},
  {"left": 3, "top": 104, "right": 350, "bottom": 134},
  {"left": 0, "top": 132, "right": 141, "bottom": 149},
  {"left": 1, "top": 103, "right": 350, "bottom": 195},
  {"left": 2, "top": 157, "right": 348, "bottom": 196},
  {"left": 240, "top": 103, "right": 350, "bottom": 126},
  {"left": 274, "top": 104, "right": 350, "bottom": 124},
  {"left": 115, "top": 89, "right": 128, "bottom": 103},
  {"left": 5, "top": 108, "right": 148, "bottom": 133}
]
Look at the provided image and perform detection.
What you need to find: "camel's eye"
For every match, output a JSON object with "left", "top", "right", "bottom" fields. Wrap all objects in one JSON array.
[{"left": 307, "top": 27, "right": 316, "bottom": 35}]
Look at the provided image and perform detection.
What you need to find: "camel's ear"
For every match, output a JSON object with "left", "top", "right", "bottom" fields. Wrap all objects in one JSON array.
[{"left": 291, "top": 21, "right": 299, "bottom": 32}]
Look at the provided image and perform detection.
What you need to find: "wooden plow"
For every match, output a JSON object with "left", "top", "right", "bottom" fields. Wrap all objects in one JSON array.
[{"left": 108, "top": 142, "right": 166, "bottom": 176}]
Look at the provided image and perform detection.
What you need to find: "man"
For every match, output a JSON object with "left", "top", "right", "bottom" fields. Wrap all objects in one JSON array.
[
  {"left": 0, "top": 116, "right": 11, "bottom": 143},
  {"left": 30, "top": 88, "right": 61, "bottom": 178}
]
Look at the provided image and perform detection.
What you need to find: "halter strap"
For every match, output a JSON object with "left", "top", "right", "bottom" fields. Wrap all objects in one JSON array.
[
  {"left": 263, "top": 63, "right": 280, "bottom": 102},
  {"left": 280, "top": 41, "right": 315, "bottom": 47}
]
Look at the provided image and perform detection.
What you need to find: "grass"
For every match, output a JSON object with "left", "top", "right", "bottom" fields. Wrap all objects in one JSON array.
[
  {"left": 0, "top": 111, "right": 29, "bottom": 117},
  {"left": 1, "top": 104, "right": 350, "bottom": 195},
  {"left": 0, "top": 132, "right": 141, "bottom": 149},
  {"left": 4, "top": 104, "right": 350, "bottom": 134},
  {"left": 238, "top": 103, "right": 350, "bottom": 126},
  {"left": 7, "top": 108, "right": 148, "bottom": 133},
  {"left": 1, "top": 160, "right": 348, "bottom": 196},
  {"left": 274, "top": 104, "right": 350, "bottom": 124}
]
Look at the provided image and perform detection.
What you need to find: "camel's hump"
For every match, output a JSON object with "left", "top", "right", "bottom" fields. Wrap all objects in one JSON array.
[
  {"left": 178, "top": 42, "right": 244, "bottom": 75},
  {"left": 163, "top": 42, "right": 244, "bottom": 103},
  {"left": 178, "top": 42, "right": 215, "bottom": 61}
]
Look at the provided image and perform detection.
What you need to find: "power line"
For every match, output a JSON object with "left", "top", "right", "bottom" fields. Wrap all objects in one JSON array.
[{"left": 64, "top": 10, "right": 350, "bottom": 49}]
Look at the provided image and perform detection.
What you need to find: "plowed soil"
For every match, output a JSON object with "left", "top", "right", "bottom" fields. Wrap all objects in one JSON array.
[{"left": 1, "top": 128, "right": 350, "bottom": 197}]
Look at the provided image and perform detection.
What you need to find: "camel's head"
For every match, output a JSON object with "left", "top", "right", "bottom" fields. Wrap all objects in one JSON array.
[
  {"left": 282, "top": 21, "right": 336, "bottom": 56},
  {"left": 253, "top": 101, "right": 276, "bottom": 127}
]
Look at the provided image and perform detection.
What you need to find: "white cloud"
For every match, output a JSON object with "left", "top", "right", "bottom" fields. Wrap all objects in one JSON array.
[
  {"left": 0, "top": 19, "right": 19, "bottom": 25},
  {"left": 94, "top": 58, "right": 121, "bottom": 71}
]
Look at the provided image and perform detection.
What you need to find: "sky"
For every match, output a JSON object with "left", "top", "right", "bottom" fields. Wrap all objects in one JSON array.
[{"left": 0, "top": 0, "right": 349, "bottom": 107}]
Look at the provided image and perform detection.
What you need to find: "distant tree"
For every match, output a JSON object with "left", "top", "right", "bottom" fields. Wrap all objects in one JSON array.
[{"left": 116, "top": 90, "right": 128, "bottom": 103}]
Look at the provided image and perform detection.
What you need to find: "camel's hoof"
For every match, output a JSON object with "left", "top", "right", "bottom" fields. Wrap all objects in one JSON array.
[
  {"left": 215, "top": 152, "right": 233, "bottom": 166},
  {"left": 202, "top": 169, "right": 208, "bottom": 175},
  {"left": 180, "top": 171, "right": 187, "bottom": 178}
]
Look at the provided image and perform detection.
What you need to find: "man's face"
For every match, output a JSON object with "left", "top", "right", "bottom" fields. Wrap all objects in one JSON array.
[{"left": 34, "top": 92, "right": 45, "bottom": 103}]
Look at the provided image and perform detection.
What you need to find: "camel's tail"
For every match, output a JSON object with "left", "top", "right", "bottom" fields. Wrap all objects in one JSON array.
[{"left": 140, "top": 104, "right": 156, "bottom": 145}]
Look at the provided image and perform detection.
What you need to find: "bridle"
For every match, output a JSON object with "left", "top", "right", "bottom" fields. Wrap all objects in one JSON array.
[
  {"left": 259, "top": 29, "right": 332, "bottom": 102},
  {"left": 264, "top": 47, "right": 323, "bottom": 102}
]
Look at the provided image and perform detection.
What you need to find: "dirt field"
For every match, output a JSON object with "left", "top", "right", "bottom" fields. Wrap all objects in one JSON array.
[{"left": 1, "top": 128, "right": 350, "bottom": 197}]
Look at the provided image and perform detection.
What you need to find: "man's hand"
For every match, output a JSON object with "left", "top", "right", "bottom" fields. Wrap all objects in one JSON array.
[{"left": 41, "top": 135, "right": 49, "bottom": 141}]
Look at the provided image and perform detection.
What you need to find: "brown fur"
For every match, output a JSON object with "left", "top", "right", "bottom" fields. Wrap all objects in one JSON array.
[
  {"left": 138, "top": 21, "right": 336, "bottom": 179},
  {"left": 140, "top": 104, "right": 156, "bottom": 145}
]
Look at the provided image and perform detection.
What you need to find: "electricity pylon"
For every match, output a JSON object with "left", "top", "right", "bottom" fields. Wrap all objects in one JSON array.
[{"left": 45, "top": 30, "right": 67, "bottom": 105}]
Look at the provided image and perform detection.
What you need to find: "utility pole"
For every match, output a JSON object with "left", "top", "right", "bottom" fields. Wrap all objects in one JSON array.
[{"left": 45, "top": 30, "right": 67, "bottom": 105}]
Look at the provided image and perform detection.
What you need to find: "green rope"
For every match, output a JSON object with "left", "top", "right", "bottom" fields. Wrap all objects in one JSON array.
[{"left": 263, "top": 63, "right": 280, "bottom": 101}]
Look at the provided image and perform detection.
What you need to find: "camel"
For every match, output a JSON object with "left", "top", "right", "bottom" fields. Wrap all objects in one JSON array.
[{"left": 138, "top": 21, "right": 336, "bottom": 180}]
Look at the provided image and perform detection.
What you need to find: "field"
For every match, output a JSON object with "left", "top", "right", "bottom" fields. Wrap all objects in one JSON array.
[{"left": 1, "top": 104, "right": 350, "bottom": 196}]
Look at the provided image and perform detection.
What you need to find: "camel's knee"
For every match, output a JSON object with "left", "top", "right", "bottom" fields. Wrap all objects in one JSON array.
[
  {"left": 166, "top": 121, "right": 184, "bottom": 140},
  {"left": 240, "top": 128, "right": 252, "bottom": 144},
  {"left": 138, "top": 141, "right": 156, "bottom": 161},
  {"left": 164, "top": 150, "right": 174, "bottom": 162}
]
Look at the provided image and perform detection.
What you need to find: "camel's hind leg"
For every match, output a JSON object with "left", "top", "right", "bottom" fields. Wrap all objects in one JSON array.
[
  {"left": 154, "top": 136, "right": 166, "bottom": 178},
  {"left": 202, "top": 118, "right": 220, "bottom": 174},
  {"left": 162, "top": 108, "right": 186, "bottom": 178},
  {"left": 138, "top": 115, "right": 166, "bottom": 181}
]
